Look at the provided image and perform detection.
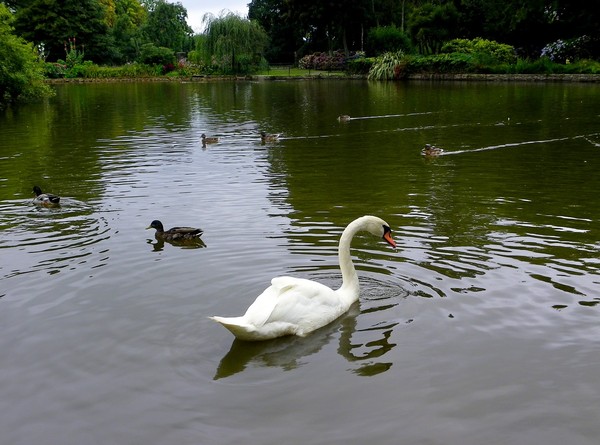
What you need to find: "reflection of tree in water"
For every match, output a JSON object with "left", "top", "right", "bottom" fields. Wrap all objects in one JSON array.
[{"left": 214, "top": 282, "right": 405, "bottom": 379}]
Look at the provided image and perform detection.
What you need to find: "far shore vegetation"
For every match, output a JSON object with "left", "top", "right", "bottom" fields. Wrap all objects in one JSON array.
[{"left": 2, "top": 0, "right": 600, "bottom": 107}]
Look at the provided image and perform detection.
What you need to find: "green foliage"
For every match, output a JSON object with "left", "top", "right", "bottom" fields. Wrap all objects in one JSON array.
[
  {"left": 568, "top": 59, "right": 600, "bottom": 74},
  {"left": 49, "top": 37, "right": 87, "bottom": 77},
  {"left": 201, "top": 12, "right": 268, "bottom": 74},
  {"left": 116, "top": 62, "right": 164, "bottom": 76},
  {"left": 43, "top": 62, "right": 67, "bottom": 79},
  {"left": 43, "top": 60, "right": 190, "bottom": 79},
  {"left": 346, "top": 57, "right": 375, "bottom": 75},
  {"left": 0, "top": 4, "right": 53, "bottom": 106},
  {"left": 408, "top": 3, "right": 459, "bottom": 54},
  {"left": 404, "top": 53, "right": 476, "bottom": 74},
  {"left": 249, "top": 0, "right": 301, "bottom": 63},
  {"left": 366, "top": 26, "right": 413, "bottom": 56},
  {"left": 368, "top": 51, "right": 407, "bottom": 80},
  {"left": 508, "top": 57, "right": 556, "bottom": 74},
  {"left": 187, "top": 48, "right": 202, "bottom": 64},
  {"left": 110, "top": 0, "right": 147, "bottom": 63},
  {"left": 137, "top": 43, "right": 175, "bottom": 66},
  {"left": 13, "top": 0, "right": 110, "bottom": 63},
  {"left": 441, "top": 38, "right": 516, "bottom": 64},
  {"left": 500, "top": 57, "right": 600, "bottom": 75},
  {"left": 141, "top": 0, "right": 193, "bottom": 52}
]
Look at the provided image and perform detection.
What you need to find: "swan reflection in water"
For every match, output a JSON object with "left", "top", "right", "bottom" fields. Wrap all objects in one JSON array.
[{"left": 214, "top": 293, "right": 403, "bottom": 380}]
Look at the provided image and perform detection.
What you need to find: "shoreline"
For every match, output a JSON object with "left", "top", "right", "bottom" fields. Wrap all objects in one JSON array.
[{"left": 45, "top": 73, "right": 600, "bottom": 83}]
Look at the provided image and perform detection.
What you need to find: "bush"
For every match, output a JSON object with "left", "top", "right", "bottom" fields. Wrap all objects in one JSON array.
[
  {"left": 441, "top": 38, "right": 516, "bottom": 64},
  {"left": 499, "top": 58, "right": 551, "bottom": 74},
  {"left": 298, "top": 51, "right": 349, "bottom": 70},
  {"left": 540, "top": 36, "right": 599, "bottom": 63},
  {"left": 366, "top": 26, "right": 413, "bottom": 56},
  {"left": 42, "top": 61, "right": 184, "bottom": 79},
  {"left": 0, "top": 4, "right": 54, "bottom": 105},
  {"left": 187, "top": 50, "right": 202, "bottom": 64},
  {"left": 403, "top": 53, "right": 475, "bottom": 74},
  {"left": 44, "top": 62, "right": 67, "bottom": 78},
  {"left": 568, "top": 59, "right": 600, "bottom": 74},
  {"left": 346, "top": 57, "right": 375, "bottom": 74},
  {"left": 137, "top": 44, "right": 176, "bottom": 66},
  {"left": 368, "top": 51, "right": 406, "bottom": 80}
]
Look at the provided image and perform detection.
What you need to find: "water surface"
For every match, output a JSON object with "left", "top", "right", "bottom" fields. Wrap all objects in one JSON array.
[{"left": 1, "top": 79, "right": 599, "bottom": 445}]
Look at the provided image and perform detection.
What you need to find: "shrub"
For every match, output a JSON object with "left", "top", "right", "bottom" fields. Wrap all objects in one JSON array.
[
  {"left": 368, "top": 51, "right": 406, "bottom": 80},
  {"left": 44, "top": 62, "right": 67, "bottom": 78},
  {"left": 298, "top": 51, "right": 351, "bottom": 70},
  {"left": 540, "top": 36, "right": 599, "bottom": 63},
  {"left": 405, "top": 53, "right": 475, "bottom": 74},
  {"left": 569, "top": 59, "right": 600, "bottom": 74},
  {"left": 366, "top": 26, "right": 413, "bottom": 56},
  {"left": 117, "top": 62, "right": 158, "bottom": 77},
  {"left": 1, "top": 3, "right": 54, "bottom": 105},
  {"left": 138, "top": 44, "right": 176, "bottom": 66},
  {"left": 346, "top": 57, "right": 375, "bottom": 75},
  {"left": 441, "top": 38, "right": 516, "bottom": 64},
  {"left": 187, "top": 50, "right": 202, "bottom": 64}
]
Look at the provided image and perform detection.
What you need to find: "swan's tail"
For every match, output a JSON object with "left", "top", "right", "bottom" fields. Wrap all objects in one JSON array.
[{"left": 209, "top": 316, "right": 258, "bottom": 340}]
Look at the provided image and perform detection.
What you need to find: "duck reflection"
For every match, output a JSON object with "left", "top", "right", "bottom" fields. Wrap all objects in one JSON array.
[
  {"left": 214, "top": 303, "right": 398, "bottom": 379},
  {"left": 147, "top": 237, "right": 206, "bottom": 251}
]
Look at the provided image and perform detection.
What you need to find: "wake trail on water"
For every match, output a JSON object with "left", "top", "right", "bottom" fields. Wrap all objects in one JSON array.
[{"left": 438, "top": 132, "right": 600, "bottom": 156}]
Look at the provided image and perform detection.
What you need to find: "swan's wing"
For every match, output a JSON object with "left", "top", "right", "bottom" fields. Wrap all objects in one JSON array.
[{"left": 242, "top": 276, "right": 339, "bottom": 330}]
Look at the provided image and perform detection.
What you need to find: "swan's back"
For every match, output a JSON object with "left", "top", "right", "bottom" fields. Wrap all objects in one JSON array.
[{"left": 210, "top": 276, "right": 349, "bottom": 341}]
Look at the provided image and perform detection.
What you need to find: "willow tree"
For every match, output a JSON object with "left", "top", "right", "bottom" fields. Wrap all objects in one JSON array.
[{"left": 201, "top": 12, "right": 268, "bottom": 74}]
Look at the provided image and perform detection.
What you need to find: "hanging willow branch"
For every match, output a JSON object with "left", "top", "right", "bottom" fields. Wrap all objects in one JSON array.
[{"left": 201, "top": 11, "right": 268, "bottom": 74}]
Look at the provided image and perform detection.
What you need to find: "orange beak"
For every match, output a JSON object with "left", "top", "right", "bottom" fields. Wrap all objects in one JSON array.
[{"left": 383, "top": 230, "right": 396, "bottom": 248}]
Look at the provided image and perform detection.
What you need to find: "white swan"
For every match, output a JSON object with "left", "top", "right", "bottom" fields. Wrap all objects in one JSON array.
[{"left": 209, "top": 215, "right": 396, "bottom": 341}]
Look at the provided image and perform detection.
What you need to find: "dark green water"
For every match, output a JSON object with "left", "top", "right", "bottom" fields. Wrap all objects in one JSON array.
[{"left": 1, "top": 80, "right": 599, "bottom": 445}]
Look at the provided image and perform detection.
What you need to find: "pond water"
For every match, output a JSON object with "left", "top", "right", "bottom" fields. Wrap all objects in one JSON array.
[{"left": 1, "top": 79, "right": 599, "bottom": 445}]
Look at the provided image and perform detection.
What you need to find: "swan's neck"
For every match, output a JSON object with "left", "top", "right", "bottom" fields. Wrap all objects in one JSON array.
[{"left": 337, "top": 219, "right": 362, "bottom": 300}]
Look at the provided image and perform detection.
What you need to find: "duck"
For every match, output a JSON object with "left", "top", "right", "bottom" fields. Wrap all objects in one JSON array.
[
  {"left": 337, "top": 115, "right": 351, "bottom": 122},
  {"left": 421, "top": 144, "right": 444, "bottom": 157},
  {"left": 146, "top": 220, "right": 203, "bottom": 241},
  {"left": 201, "top": 134, "right": 219, "bottom": 145},
  {"left": 260, "top": 131, "right": 279, "bottom": 143},
  {"left": 32, "top": 185, "right": 60, "bottom": 206},
  {"left": 209, "top": 215, "right": 396, "bottom": 341}
]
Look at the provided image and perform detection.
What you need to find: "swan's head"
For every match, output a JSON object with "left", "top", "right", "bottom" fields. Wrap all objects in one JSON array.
[{"left": 360, "top": 215, "right": 396, "bottom": 248}]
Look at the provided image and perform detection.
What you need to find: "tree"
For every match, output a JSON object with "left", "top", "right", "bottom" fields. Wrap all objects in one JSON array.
[
  {"left": 249, "top": 0, "right": 300, "bottom": 63},
  {"left": 366, "top": 25, "right": 413, "bottom": 56},
  {"left": 111, "top": 0, "right": 147, "bottom": 62},
  {"left": 0, "top": 3, "right": 53, "bottom": 106},
  {"left": 200, "top": 12, "right": 268, "bottom": 74},
  {"left": 141, "top": 0, "right": 193, "bottom": 52},
  {"left": 280, "top": 0, "right": 371, "bottom": 55},
  {"left": 13, "top": 0, "right": 111, "bottom": 62},
  {"left": 408, "top": 2, "right": 459, "bottom": 54}
]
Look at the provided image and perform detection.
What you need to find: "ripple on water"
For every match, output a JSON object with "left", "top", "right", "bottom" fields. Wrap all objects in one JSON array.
[
  {"left": 0, "top": 198, "right": 112, "bottom": 284},
  {"left": 172, "top": 274, "right": 410, "bottom": 381}
]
